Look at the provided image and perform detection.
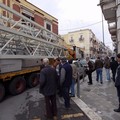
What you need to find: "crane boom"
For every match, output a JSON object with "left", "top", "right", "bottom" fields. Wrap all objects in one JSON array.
[{"left": 0, "top": 2, "right": 65, "bottom": 59}]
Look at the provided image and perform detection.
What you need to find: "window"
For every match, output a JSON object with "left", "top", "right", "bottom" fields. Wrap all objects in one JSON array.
[
  {"left": 79, "top": 35, "right": 84, "bottom": 41},
  {"left": 22, "top": 7, "right": 34, "bottom": 21},
  {"left": 45, "top": 21, "right": 52, "bottom": 31},
  {"left": 46, "top": 23, "right": 51, "bottom": 31},
  {"left": 22, "top": 13, "right": 34, "bottom": 21},
  {"left": 69, "top": 37, "right": 74, "bottom": 42}
]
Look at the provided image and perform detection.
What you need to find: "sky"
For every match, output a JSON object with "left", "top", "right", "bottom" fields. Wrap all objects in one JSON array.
[{"left": 27, "top": 0, "right": 113, "bottom": 50}]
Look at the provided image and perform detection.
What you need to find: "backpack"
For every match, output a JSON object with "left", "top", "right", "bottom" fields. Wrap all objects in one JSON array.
[{"left": 90, "top": 61, "right": 95, "bottom": 72}]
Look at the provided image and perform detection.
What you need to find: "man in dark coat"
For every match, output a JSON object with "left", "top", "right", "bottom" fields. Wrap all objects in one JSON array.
[
  {"left": 114, "top": 53, "right": 120, "bottom": 112},
  {"left": 60, "top": 57, "right": 72, "bottom": 109},
  {"left": 39, "top": 58, "right": 58, "bottom": 119},
  {"left": 86, "top": 57, "right": 93, "bottom": 85},
  {"left": 110, "top": 57, "right": 118, "bottom": 82}
]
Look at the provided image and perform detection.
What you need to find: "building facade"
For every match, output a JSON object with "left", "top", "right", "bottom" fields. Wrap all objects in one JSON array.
[
  {"left": 62, "top": 29, "right": 106, "bottom": 58},
  {"left": 99, "top": 0, "right": 120, "bottom": 53},
  {"left": 0, "top": 0, "right": 58, "bottom": 34}
]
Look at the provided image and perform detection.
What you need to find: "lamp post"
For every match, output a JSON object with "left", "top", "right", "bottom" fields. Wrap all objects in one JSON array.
[{"left": 102, "top": 13, "right": 105, "bottom": 45}]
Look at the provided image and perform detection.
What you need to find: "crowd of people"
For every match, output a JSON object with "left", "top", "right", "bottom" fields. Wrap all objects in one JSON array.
[
  {"left": 39, "top": 57, "right": 77, "bottom": 120},
  {"left": 86, "top": 55, "right": 119, "bottom": 85},
  {"left": 85, "top": 54, "right": 120, "bottom": 113},
  {"left": 38, "top": 53, "right": 120, "bottom": 120}
]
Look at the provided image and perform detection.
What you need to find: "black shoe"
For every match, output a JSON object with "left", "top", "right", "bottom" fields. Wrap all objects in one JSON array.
[
  {"left": 114, "top": 108, "right": 120, "bottom": 112},
  {"left": 70, "top": 94, "right": 75, "bottom": 97},
  {"left": 100, "top": 81, "right": 103, "bottom": 84}
]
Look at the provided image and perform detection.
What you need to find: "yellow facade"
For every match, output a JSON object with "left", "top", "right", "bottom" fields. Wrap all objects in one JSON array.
[{"left": 62, "top": 29, "right": 99, "bottom": 58}]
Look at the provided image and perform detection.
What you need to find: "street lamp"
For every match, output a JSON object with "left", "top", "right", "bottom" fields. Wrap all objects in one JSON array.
[{"left": 102, "top": 13, "right": 105, "bottom": 45}]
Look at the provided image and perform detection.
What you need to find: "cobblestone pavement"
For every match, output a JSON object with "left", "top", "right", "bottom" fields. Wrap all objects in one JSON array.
[{"left": 79, "top": 68, "right": 120, "bottom": 120}]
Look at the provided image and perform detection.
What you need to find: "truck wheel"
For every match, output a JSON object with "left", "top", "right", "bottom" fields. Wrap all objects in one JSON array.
[
  {"left": 9, "top": 76, "right": 26, "bottom": 95},
  {"left": 27, "top": 73, "right": 39, "bottom": 88},
  {"left": 0, "top": 83, "right": 5, "bottom": 102}
]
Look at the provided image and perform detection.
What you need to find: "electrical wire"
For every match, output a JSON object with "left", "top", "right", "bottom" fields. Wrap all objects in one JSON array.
[{"left": 59, "top": 21, "right": 104, "bottom": 31}]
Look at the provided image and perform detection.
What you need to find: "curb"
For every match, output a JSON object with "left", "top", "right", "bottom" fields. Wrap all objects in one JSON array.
[{"left": 72, "top": 97, "right": 103, "bottom": 120}]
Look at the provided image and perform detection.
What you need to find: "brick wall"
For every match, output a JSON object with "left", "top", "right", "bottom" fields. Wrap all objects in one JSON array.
[
  {"left": 52, "top": 23, "right": 58, "bottom": 35},
  {"left": 13, "top": 4, "right": 20, "bottom": 21},
  {"left": 34, "top": 14, "right": 44, "bottom": 27}
]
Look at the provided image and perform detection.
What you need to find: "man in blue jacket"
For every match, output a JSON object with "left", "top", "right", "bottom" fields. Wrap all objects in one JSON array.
[
  {"left": 60, "top": 57, "right": 72, "bottom": 109},
  {"left": 114, "top": 53, "right": 120, "bottom": 112}
]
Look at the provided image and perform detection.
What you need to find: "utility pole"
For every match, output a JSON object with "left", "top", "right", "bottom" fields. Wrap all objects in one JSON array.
[{"left": 102, "top": 13, "right": 105, "bottom": 45}]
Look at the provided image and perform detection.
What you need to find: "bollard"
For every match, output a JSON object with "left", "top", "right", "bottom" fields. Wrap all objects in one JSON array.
[{"left": 77, "top": 73, "right": 80, "bottom": 98}]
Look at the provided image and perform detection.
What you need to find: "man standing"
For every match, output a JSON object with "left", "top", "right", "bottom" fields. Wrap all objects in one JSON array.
[
  {"left": 60, "top": 57, "right": 72, "bottom": 109},
  {"left": 114, "top": 53, "right": 120, "bottom": 112},
  {"left": 39, "top": 58, "right": 58, "bottom": 120},
  {"left": 95, "top": 57, "right": 104, "bottom": 84},
  {"left": 104, "top": 56, "right": 111, "bottom": 81},
  {"left": 68, "top": 59, "right": 78, "bottom": 97},
  {"left": 86, "top": 57, "right": 93, "bottom": 85},
  {"left": 110, "top": 57, "right": 118, "bottom": 82}
]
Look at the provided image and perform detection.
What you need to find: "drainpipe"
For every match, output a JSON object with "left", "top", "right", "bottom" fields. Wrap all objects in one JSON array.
[{"left": 116, "top": 0, "right": 120, "bottom": 53}]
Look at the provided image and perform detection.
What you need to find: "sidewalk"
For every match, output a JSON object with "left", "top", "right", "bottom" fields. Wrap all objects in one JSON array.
[{"left": 79, "top": 69, "right": 120, "bottom": 120}]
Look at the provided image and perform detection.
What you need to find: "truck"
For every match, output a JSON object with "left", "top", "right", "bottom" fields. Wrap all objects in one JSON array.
[{"left": 0, "top": 2, "right": 65, "bottom": 102}]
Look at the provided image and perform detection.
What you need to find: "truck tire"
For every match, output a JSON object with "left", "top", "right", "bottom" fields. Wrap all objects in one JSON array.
[
  {"left": 27, "top": 73, "right": 39, "bottom": 88},
  {"left": 9, "top": 76, "right": 26, "bottom": 95},
  {"left": 0, "top": 83, "right": 5, "bottom": 102}
]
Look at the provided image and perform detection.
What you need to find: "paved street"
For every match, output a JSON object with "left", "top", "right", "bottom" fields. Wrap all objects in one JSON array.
[
  {"left": 0, "top": 86, "right": 92, "bottom": 120},
  {"left": 0, "top": 68, "right": 120, "bottom": 120},
  {"left": 79, "top": 68, "right": 120, "bottom": 120}
]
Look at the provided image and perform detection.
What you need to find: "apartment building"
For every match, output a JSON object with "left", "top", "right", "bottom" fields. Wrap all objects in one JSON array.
[
  {"left": 62, "top": 29, "right": 103, "bottom": 58},
  {"left": 0, "top": 0, "right": 58, "bottom": 34},
  {"left": 99, "top": 0, "right": 120, "bottom": 53}
]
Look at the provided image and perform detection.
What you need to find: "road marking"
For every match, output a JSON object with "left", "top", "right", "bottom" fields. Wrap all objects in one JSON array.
[{"left": 61, "top": 113, "right": 84, "bottom": 119}]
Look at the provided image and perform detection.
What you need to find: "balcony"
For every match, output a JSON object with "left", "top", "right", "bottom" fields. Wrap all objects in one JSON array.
[
  {"left": 111, "top": 35, "right": 117, "bottom": 42},
  {"left": 99, "top": 0, "right": 116, "bottom": 22},
  {"left": 99, "top": 0, "right": 117, "bottom": 42}
]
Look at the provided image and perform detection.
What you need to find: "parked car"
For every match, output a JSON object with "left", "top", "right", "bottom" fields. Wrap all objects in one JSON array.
[
  {"left": 72, "top": 60, "right": 86, "bottom": 80},
  {"left": 79, "top": 59, "right": 95, "bottom": 72},
  {"left": 79, "top": 59, "right": 88, "bottom": 69}
]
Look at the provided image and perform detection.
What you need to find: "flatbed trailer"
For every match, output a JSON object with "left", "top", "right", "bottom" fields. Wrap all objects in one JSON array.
[
  {"left": 0, "top": 65, "right": 41, "bottom": 101},
  {"left": 0, "top": 2, "right": 65, "bottom": 102},
  {"left": 0, "top": 66, "right": 40, "bottom": 81}
]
